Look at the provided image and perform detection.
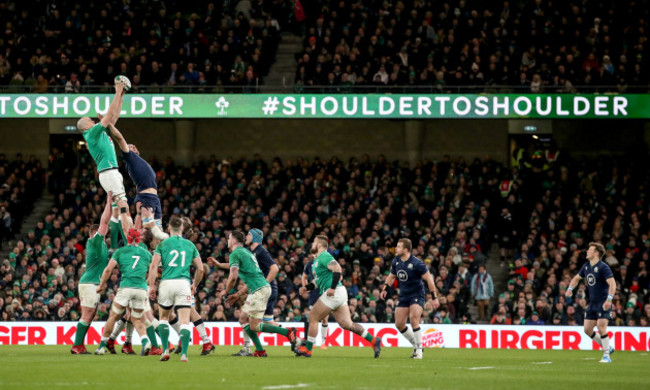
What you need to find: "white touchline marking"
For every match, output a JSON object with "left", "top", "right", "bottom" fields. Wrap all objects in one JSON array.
[
  {"left": 583, "top": 358, "right": 596, "bottom": 360},
  {"left": 532, "top": 361, "right": 553, "bottom": 365},
  {"left": 262, "top": 384, "right": 310, "bottom": 390},
  {"left": 468, "top": 367, "right": 495, "bottom": 370},
  {"left": 641, "top": 353, "right": 648, "bottom": 356}
]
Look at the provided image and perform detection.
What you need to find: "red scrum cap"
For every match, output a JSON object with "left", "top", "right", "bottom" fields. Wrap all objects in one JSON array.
[{"left": 127, "top": 228, "right": 141, "bottom": 245}]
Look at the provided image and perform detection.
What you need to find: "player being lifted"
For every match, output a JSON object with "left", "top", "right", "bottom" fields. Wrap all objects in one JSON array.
[
  {"left": 148, "top": 216, "right": 204, "bottom": 362},
  {"left": 565, "top": 242, "right": 616, "bottom": 363},
  {"left": 211, "top": 228, "right": 281, "bottom": 356},
  {"left": 380, "top": 238, "right": 440, "bottom": 359},
  {"left": 296, "top": 235, "right": 382, "bottom": 358},
  {"left": 301, "top": 255, "right": 330, "bottom": 349},
  {"left": 210, "top": 230, "right": 297, "bottom": 357},
  {"left": 71, "top": 192, "right": 112, "bottom": 354},
  {"left": 95, "top": 228, "right": 162, "bottom": 356},
  {"left": 76, "top": 79, "right": 132, "bottom": 234}
]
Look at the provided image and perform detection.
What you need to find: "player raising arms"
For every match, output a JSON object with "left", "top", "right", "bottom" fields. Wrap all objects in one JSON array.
[
  {"left": 76, "top": 79, "right": 132, "bottom": 233},
  {"left": 95, "top": 229, "right": 162, "bottom": 356},
  {"left": 380, "top": 238, "right": 440, "bottom": 359},
  {"left": 71, "top": 192, "right": 112, "bottom": 355},
  {"left": 565, "top": 242, "right": 616, "bottom": 363},
  {"left": 148, "top": 216, "right": 204, "bottom": 362},
  {"left": 210, "top": 230, "right": 297, "bottom": 357},
  {"left": 295, "top": 235, "right": 382, "bottom": 358},
  {"left": 213, "top": 228, "right": 282, "bottom": 356}
]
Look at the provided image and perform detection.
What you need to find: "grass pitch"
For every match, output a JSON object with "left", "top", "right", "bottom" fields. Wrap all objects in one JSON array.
[{"left": 0, "top": 345, "right": 648, "bottom": 390}]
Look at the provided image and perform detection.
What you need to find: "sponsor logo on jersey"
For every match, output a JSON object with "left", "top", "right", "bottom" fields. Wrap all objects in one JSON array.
[
  {"left": 408, "top": 264, "right": 413, "bottom": 269},
  {"left": 423, "top": 328, "right": 445, "bottom": 348},
  {"left": 397, "top": 270, "right": 408, "bottom": 282},
  {"left": 594, "top": 267, "right": 598, "bottom": 273},
  {"left": 587, "top": 274, "right": 596, "bottom": 286}
]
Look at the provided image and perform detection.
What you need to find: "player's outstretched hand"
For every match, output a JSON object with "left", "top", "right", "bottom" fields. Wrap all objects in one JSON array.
[
  {"left": 431, "top": 297, "right": 440, "bottom": 310},
  {"left": 299, "top": 286, "right": 307, "bottom": 296},
  {"left": 149, "top": 286, "right": 157, "bottom": 300},
  {"left": 603, "top": 300, "right": 612, "bottom": 311},
  {"left": 565, "top": 289, "right": 573, "bottom": 298},
  {"left": 379, "top": 290, "right": 387, "bottom": 300},
  {"left": 207, "top": 257, "right": 229, "bottom": 270}
]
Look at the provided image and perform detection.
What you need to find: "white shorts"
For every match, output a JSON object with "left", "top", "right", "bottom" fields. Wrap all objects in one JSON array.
[
  {"left": 114, "top": 287, "right": 148, "bottom": 310},
  {"left": 144, "top": 287, "right": 152, "bottom": 312},
  {"left": 318, "top": 286, "right": 348, "bottom": 310},
  {"left": 159, "top": 279, "right": 192, "bottom": 309},
  {"left": 78, "top": 283, "right": 100, "bottom": 308},
  {"left": 98, "top": 169, "right": 126, "bottom": 196},
  {"left": 242, "top": 286, "right": 271, "bottom": 319}
]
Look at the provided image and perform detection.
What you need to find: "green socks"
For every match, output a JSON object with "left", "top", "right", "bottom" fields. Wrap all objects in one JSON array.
[
  {"left": 157, "top": 321, "right": 170, "bottom": 351},
  {"left": 146, "top": 326, "right": 159, "bottom": 348},
  {"left": 74, "top": 322, "right": 89, "bottom": 346},
  {"left": 259, "top": 323, "right": 288, "bottom": 336},
  {"left": 243, "top": 324, "right": 264, "bottom": 352},
  {"left": 180, "top": 326, "right": 191, "bottom": 355}
]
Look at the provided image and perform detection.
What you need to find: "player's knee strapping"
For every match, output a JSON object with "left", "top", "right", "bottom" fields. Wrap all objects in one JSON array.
[
  {"left": 131, "top": 310, "right": 143, "bottom": 319},
  {"left": 112, "top": 305, "right": 125, "bottom": 316},
  {"left": 263, "top": 316, "right": 274, "bottom": 323}
]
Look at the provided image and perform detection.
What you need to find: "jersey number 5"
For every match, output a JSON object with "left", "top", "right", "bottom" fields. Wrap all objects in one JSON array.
[{"left": 169, "top": 250, "right": 186, "bottom": 267}]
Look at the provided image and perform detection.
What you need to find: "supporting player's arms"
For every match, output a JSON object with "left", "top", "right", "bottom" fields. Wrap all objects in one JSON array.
[
  {"left": 97, "top": 259, "right": 118, "bottom": 293},
  {"left": 97, "top": 192, "right": 112, "bottom": 237},
  {"left": 207, "top": 256, "right": 230, "bottom": 270},
  {"left": 99, "top": 83, "right": 125, "bottom": 127}
]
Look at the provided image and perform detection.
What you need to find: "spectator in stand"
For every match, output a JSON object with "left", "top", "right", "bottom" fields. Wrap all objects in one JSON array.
[{"left": 471, "top": 264, "right": 494, "bottom": 322}]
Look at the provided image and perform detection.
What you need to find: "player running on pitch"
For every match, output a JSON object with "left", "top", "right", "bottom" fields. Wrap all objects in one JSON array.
[
  {"left": 212, "top": 228, "right": 282, "bottom": 356},
  {"left": 565, "top": 242, "right": 616, "bottom": 363},
  {"left": 380, "top": 238, "right": 440, "bottom": 359},
  {"left": 295, "top": 235, "right": 382, "bottom": 358},
  {"left": 210, "top": 230, "right": 297, "bottom": 357}
]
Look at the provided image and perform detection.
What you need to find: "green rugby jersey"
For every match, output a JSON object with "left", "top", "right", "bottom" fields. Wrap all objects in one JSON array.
[
  {"left": 313, "top": 251, "right": 342, "bottom": 294},
  {"left": 79, "top": 233, "right": 109, "bottom": 284},
  {"left": 229, "top": 246, "right": 269, "bottom": 292},
  {"left": 83, "top": 122, "right": 118, "bottom": 172},
  {"left": 154, "top": 235, "right": 199, "bottom": 282},
  {"left": 111, "top": 244, "right": 153, "bottom": 289}
]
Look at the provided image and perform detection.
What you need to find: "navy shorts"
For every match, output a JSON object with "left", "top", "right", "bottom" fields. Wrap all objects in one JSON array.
[
  {"left": 308, "top": 289, "right": 321, "bottom": 307},
  {"left": 264, "top": 284, "right": 278, "bottom": 316},
  {"left": 396, "top": 295, "right": 425, "bottom": 308},
  {"left": 585, "top": 302, "right": 612, "bottom": 321},
  {"left": 135, "top": 193, "right": 162, "bottom": 220}
]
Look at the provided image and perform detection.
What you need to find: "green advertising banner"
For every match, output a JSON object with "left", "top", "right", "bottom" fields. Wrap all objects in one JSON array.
[{"left": 0, "top": 94, "right": 648, "bottom": 119}]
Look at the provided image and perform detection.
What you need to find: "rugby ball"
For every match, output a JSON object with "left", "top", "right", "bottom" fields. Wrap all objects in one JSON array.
[{"left": 115, "top": 75, "right": 132, "bottom": 91}]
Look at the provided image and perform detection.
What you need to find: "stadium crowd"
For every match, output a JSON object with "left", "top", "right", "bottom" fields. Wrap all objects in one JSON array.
[
  {"left": 0, "top": 1, "right": 284, "bottom": 92},
  {"left": 0, "top": 144, "right": 649, "bottom": 327},
  {"left": 295, "top": 0, "right": 650, "bottom": 92}
]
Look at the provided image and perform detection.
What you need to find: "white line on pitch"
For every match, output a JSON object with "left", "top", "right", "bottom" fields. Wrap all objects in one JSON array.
[
  {"left": 467, "top": 367, "right": 495, "bottom": 370},
  {"left": 532, "top": 361, "right": 553, "bottom": 365},
  {"left": 262, "top": 384, "right": 310, "bottom": 390}
]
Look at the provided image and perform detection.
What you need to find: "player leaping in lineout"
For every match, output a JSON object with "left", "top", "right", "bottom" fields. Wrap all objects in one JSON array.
[
  {"left": 99, "top": 119, "right": 167, "bottom": 241},
  {"left": 76, "top": 78, "right": 132, "bottom": 234}
]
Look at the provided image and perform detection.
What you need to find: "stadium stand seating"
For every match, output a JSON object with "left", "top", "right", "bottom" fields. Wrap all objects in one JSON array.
[{"left": 1, "top": 146, "right": 648, "bottom": 326}]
